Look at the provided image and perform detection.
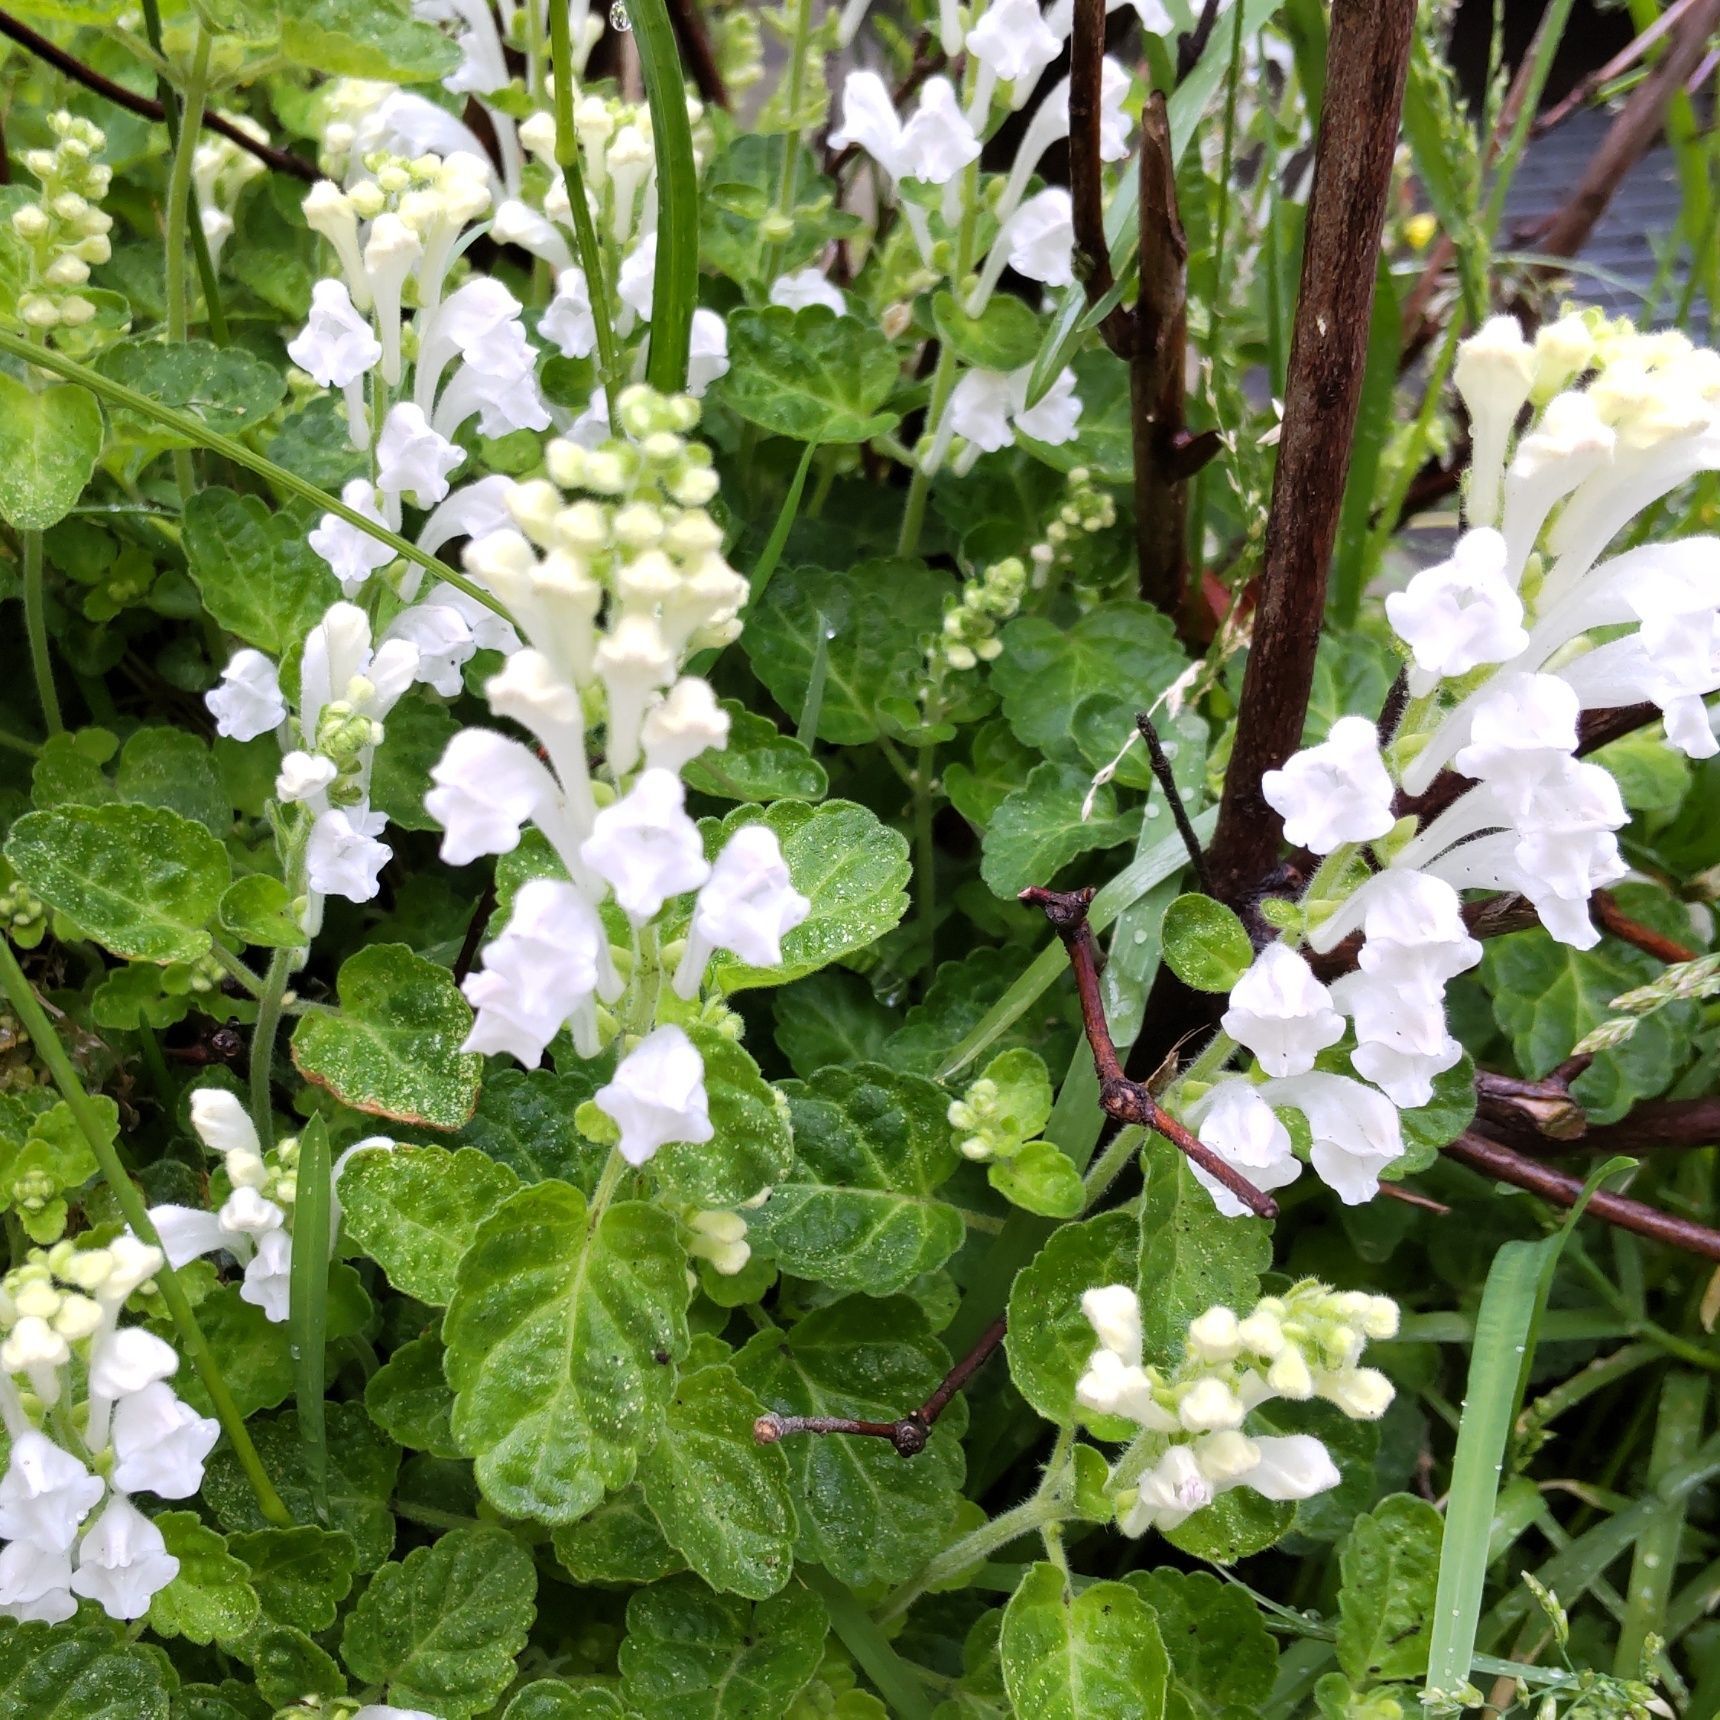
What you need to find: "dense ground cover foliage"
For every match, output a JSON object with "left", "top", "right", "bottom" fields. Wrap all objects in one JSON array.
[{"left": 0, "top": 0, "right": 1718, "bottom": 1715}]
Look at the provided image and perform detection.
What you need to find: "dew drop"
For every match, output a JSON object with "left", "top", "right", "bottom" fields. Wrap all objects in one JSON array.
[{"left": 610, "top": 0, "right": 633, "bottom": 28}]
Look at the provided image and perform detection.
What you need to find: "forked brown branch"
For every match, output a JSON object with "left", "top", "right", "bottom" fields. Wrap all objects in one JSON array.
[{"left": 1022, "top": 885, "right": 1279, "bottom": 1219}]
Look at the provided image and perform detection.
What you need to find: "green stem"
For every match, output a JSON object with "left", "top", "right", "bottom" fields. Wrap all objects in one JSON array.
[
  {"left": 250, "top": 944, "right": 294, "bottom": 1153},
  {"left": 879, "top": 1490, "right": 1073, "bottom": 1622},
  {"left": 589, "top": 1147, "right": 627, "bottom": 1226},
  {"left": 0, "top": 327, "right": 511, "bottom": 622},
  {"left": 163, "top": 24, "right": 213, "bottom": 504},
  {"left": 287, "top": 1117, "right": 332, "bottom": 1522},
  {"left": 913, "top": 740, "right": 937, "bottom": 971},
  {"left": 21, "top": 531, "right": 61, "bottom": 736},
  {"left": 0, "top": 936, "right": 289, "bottom": 1525},
  {"left": 802, "top": 1570, "right": 936, "bottom": 1720},
  {"left": 550, "top": 0, "right": 624, "bottom": 433},
  {"left": 1081, "top": 1124, "right": 1143, "bottom": 1211}
]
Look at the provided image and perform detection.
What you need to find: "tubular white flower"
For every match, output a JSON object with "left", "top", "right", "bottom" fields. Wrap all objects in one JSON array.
[
  {"left": 770, "top": 269, "right": 846, "bottom": 315},
  {"left": 595, "top": 615, "right": 679, "bottom": 775},
  {"left": 426, "top": 728, "right": 561, "bottom": 865},
  {"left": 1261, "top": 1072, "right": 1405, "bottom": 1205},
  {"left": 70, "top": 1493, "right": 179, "bottom": 1621},
  {"left": 1220, "top": 944, "right": 1344, "bottom": 1079},
  {"left": 461, "top": 879, "right": 610, "bottom": 1065},
  {"left": 361, "top": 212, "right": 421, "bottom": 387},
  {"left": 1261, "top": 715, "right": 1396, "bottom": 853},
  {"left": 490, "top": 198, "right": 572, "bottom": 270},
  {"left": 87, "top": 1327, "right": 178, "bottom": 1400},
  {"left": 277, "top": 749, "right": 340, "bottom": 804},
  {"left": 305, "top": 806, "right": 392, "bottom": 904},
  {"left": 1081, "top": 1284, "right": 1143, "bottom": 1362},
  {"left": 239, "top": 1231, "right": 293, "bottom": 1322},
  {"left": 831, "top": 72, "right": 979, "bottom": 186},
  {"left": 674, "top": 825, "right": 810, "bottom": 995},
  {"left": 1243, "top": 1434, "right": 1343, "bottom": 1501},
  {"left": 1189, "top": 1079, "right": 1303, "bottom": 1216},
  {"left": 641, "top": 677, "right": 730, "bottom": 774},
  {"left": 1331, "top": 969, "right": 1462, "bottom": 1109},
  {"left": 0, "top": 1432, "right": 103, "bottom": 1551},
  {"left": 415, "top": 278, "right": 523, "bottom": 411},
  {"left": 688, "top": 307, "right": 730, "bottom": 397},
  {"left": 1122, "top": 1445, "right": 1214, "bottom": 1535},
  {"left": 309, "top": 479, "right": 395, "bottom": 596},
  {"left": 190, "top": 1089, "right": 258, "bottom": 1161},
  {"left": 580, "top": 769, "right": 710, "bottom": 925},
  {"left": 595, "top": 1025, "right": 714, "bottom": 1166},
  {"left": 1385, "top": 528, "right": 1528, "bottom": 694},
  {"left": 206, "top": 649, "right": 286, "bottom": 741},
  {"left": 110, "top": 1382, "right": 219, "bottom": 1499},
  {"left": 287, "top": 277, "right": 381, "bottom": 388},
  {"left": 1007, "top": 187, "right": 1075, "bottom": 286},
  {"left": 1013, "top": 365, "right": 1083, "bottom": 446},
  {"left": 541, "top": 265, "right": 597, "bottom": 358},
  {"left": 0, "top": 1540, "right": 75, "bottom": 1623},
  {"left": 967, "top": 0, "right": 1061, "bottom": 109},
  {"left": 1454, "top": 315, "right": 1536, "bottom": 529},
  {"left": 417, "top": 472, "right": 519, "bottom": 564},
  {"left": 377, "top": 402, "right": 463, "bottom": 511},
  {"left": 618, "top": 233, "right": 657, "bottom": 326}
]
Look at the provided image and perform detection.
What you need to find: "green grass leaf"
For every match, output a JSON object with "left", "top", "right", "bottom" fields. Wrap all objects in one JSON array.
[{"left": 630, "top": 0, "right": 699, "bottom": 393}]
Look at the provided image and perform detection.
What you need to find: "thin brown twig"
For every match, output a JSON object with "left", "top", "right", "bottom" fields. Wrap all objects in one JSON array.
[
  {"left": 753, "top": 1315, "right": 1008, "bottom": 1457},
  {"left": 1135, "top": 711, "right": 1211, "bottom": 895},
  {"left": 1581, "top": 1097, "right": 1720, "bottom": 1154},
  {"left": 1593, "top": 890, "right": 1699, "bottom": 965},
  {"left": 1205, "top": 0, "right": 1417, "bottom": 907},
  {"left": 1377, "top": 1182, "right": 1452, "bottom": 1216},
  {"left": 661, "top": 0, "right": 729, "bottom": 109},
  {"left": 0, "top": 9, "right": 317, "bottom": 182},
  {"left": 1022, "top": 885, "right": 1279, "bottom": 1219},
  {"left": 1531, "top": 0, "right": 1702, "bottom": 139},
  {"left": 1069, "top": 0, "right": 1127, "bottom": 349},
  {"left": 1176, "top": 0, "right": 1226, "bottom": 81},
  {"left": 1445, "top": 1130, "right": 1720, "bottom": 1262}
]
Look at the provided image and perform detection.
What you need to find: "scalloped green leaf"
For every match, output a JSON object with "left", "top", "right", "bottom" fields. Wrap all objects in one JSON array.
[
  {"left": 980, "top": 761, "right": 1138, "bottom": 898},
  {"left": 0, "top": 375, "right": 102, "bottom": 531},
  {"left": 280, "top": 0, "right": 460, "bottom": 81},
  {"left": 652, "top": 1025, "right": 793, "bottom": 1208},
  {"left": 1126, "top": 1568, "right": 1279, "bottom": 1718},
  {"left": 1001, "top": 1562, "right": 1170, "bottom": 1720},
  {"left": 341, "top": 1526, "right": 537, "bottom": 1719},
  {"left": 5, "top": 802, "right": 229, "bottom": 963},
  {"left": 747, "top": 1064, "right": 961, "bottom": 1295},
  {"left": 681, "top": 702, "right": 828, "bottom": 803},
  {"left": 0, "top": 1620, "right": 170, "bottom": 1718},
  {"left": 226, "top": 1525, "right": 358, "bottom": 1636},
  {"left": 145, "top": 1512, "right": 259, "bottom": 1646},
  {"left": 445, "top": 1183, "right": 691, "bottom": 1524},
  {"left": 718, "top": 306, "right": 900, "bottom": 443},
  {"left": 366, "top": 1331, "right": 458, "bottom": 1457},
  {"left": 1336, "top": 1493, "right": 1443, "bottom": 1686},
  {"left": 182, "top": 488, "right": 341, "bottom": 656},
  {"left": 552, "top": 1488, "right": 687, "bottom": 1587},
  {"left": 95, "top": 338, "right": 284, "bottom": 442},
  {"left": 291, "top": 944, "right": 482, "bottom": 1131},
  {"left": 218, "top": 875, "right": 305, "bottom": 950}
]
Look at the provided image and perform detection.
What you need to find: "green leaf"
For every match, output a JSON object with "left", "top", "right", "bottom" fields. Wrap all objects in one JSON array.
[
  {"left": 445, "top": 1182, "right": 691, "bottom": 1524},
  {"left": 1136, "top": 1146, "right": 1271, "bottom": 1365},
  {"left": 990, "top": 1140, "right": 1084, "bottom": 1219},
  {"left": 342, "top": 1526, "right": 537, "bottom": 1719},
  {"left": 1160, "top": 894, "right": 1255, "bottom": 993},
  {"left": 681, "top": 701, "right": 828, "bottom": 802},
  {"left": 744, "top": 563, "right": 945, "bottom": 745},
  {"left": 1336, "top": 1494, "right": 1443, "bottom": 1686},
  {"left": 653, "top": 1025, "right": 792, "bottom": 1208},
  {"left": 991, "top": 604, "right": 1187, "bottom": 759},
  {"left": 719, "top": 307, "right": 900, "bottom": 443},
  {"left": 366, "top": 1330, "right": 459, "bottom": 1456},
  {"left": 1126, "top": 1569, "right": 1278, "bottom": 1719},
  {"left": 980, "top": 762, "right": 1138, "bottom": 898},
  {"left": 972, "top": 1048, "right": 1054, "bottom": 1146},
  {"left": 1163, "top": 1490, "right": 1294, "bottom": 1565},
  {"left": 5, "top": 802, "right": 229, "bottom": 963},
  {"left": 1000, "top": 1563, "right": 1169, "bottom": 1720},
  {"left": 619, "top": 1579, "right": 827, "bottom": 1720},
  {"left": 734, "top": 1297, "right": 964, "bottom": 1587},
  {"left": 701, "top": 800, "right": 910, "bottom": 993},
  {"left": 291, "top": 944, "right": 482, "bottom": 1131},
  {"left": 217, "top": 876, "right": 304, "bottom": 950},
  {"left": 0, "top": 1620, "right": 170, "bottom": 1718},
  {"left": 505, "top": 1684, "right": 626, "bottom": 1719},
  {"left": 552, "top": 1488, "right": 687, "bottom": 1586},
  {"left": 747, "top": 1064, "right": 961, "bottom": 1295},
  {"left": 701, "top": 137, "right": 855, "bottom": 285},
  {"left": 95, "top": 339, "right": 284, "bottom": 442},
  {"left": 0, "top": 376, "right": 102, "bottom": 531},
  {"left": 1006, "top": 1210, "right": 1137, "bottom": 1431},
  {"left": 226, "top": 1525, "right": 358, "bottom": 1635},
  {"left": 181, "top": 488, "right": 341, "bottom": 656},
  {"left": 146, "top": 1512, "right": 259, "bottom": 1646},
  {"left": 946, "top": 719, "right": 1039, "bottom": 829},
  {"left": 773, "top": 971, "right": 896, "bottom": 1078},
  {"left": 339, "top": 1143, "right": 520, "bottom": 1305},
  {"left": 372, "top": 691, "right": 462, "bottom": 832},
  {"left": 250, "top": 1626, "right": 344, "bottom": 1709},
  {"left": 933, "top": 290, "right": 1042, "bottom": 372},
  {"left": 638, "top": 1363, "right": 797, "bottom": 1599},
  {"left": 112, "top": 728, "right": 229, "bottom": 836},
  {"left": 457, "top": 1065, "right": 608, "bottom": 1189},
  {"left": 280, "top": 0, "right": 460, "bottom": 80}
]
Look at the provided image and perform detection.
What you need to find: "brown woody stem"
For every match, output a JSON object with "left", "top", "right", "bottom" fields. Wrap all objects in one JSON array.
[
  {"left": 1593, "top": 891, "right": 1699, "bottom": 965},
  {"left": 1135, "top": 710, "right": 1211, "bottom": 894}
]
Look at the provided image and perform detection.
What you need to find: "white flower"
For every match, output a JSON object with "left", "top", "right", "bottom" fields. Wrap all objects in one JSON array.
[
  {"left": 1261, "top": 715, "right": 1396, "bottom": 853},
  {"left": 306, "top": 806, "right": 392, "bottom": 904},
  {"left": 1385, "top": 528, "right": 1528, "bottom": 695},
  {"left": 641, "top": 678, "right": 730, "bottom": 775},
  {"left": 300, "top": 600, "right": 418, "bottom": 733},
  {"left": 352, "top": 1708, "right": 442, "bottom": 1720},
  {"left": 287, "top": 277, "right": 381, "bottom": 388},
  {"left": 1221, "top": 944, "right": 1344, "bottom": 1079},
  {"left": 416, "top": 278, "right": 524, "bottom": 410},
  {"left": 831, "top": 72, "right": 979, "bottom": 185},
  {"left": 0, "top": 1432, "right": 103, "bottom": 1551},
  {"left": 1455, "top": 315, "right": 1536, "bottom": 528},
  {"left": 674, "top": 826, "right": 810, "bottom": 996},
  {"left": 239, "top": 1230, "right": 293, "bottom": 1322},
  {"left": 433, "top": 315, "right": 549, "bottom": 439},
  {"left": 1357, "top": 869, "right": 1482, "bottom": 984},
  {"left": 0, "top": 1539, "right": 75, "bottom": 1623},
  {"left": 461, "top": 879, "right": 610, "bottom": 1065},
  {"left": 206, "top": 649, "right": 285, "bottom": 741},
  {"left": 1122, "top": 1444, "right": 1214, "bottom": 1534},
  {"left": 618, "top": 233, "right": 656, "bottom": 324},
  {"left": 579, "top": 769, "right": 710, "bottom": 925},
  {"left": 87, "top": 1327, "right": 178, "bottom": 1399},
  {"left": 541, "top": 266, "right": 596, "bottom": 358},
  {"left": 1095, "top": 57, "right": 1135, "bottom": 160},
  {"left": 943, "top": 364, "right": 1082, "bottom": 464},
  {"left": 277, "top": 750, "right": 340, "bottom": 804},
  {"left": 427, "top": 728, "right": 560, "bottom": 865},
  {"left": 1007, "top": 188, "right": 1075, "bottom": 286},
  {"left": 1191, "top": 1080, "right": 1303, "bottom": 1217},
  {"left": 1243, "top": 1433, "right": 1343, "bottom": 1500},
  {"left": 70, "top": 1493, "right": 179, "bottom": 1621},
  {"left": 1082, "top": 1284, "right": 1142, "bottom": 1361},
  {"left": 1449, "top": 672, "right": 1580, "bottom": 807},
  {"left": 1262, "top": 1072, "right": 1405, "bottom": 1205},
  {"left": 110, "top": 1382, "right": 219, "bottom": 1499},
  {"left": 310, "top": 479, "right": 395, "bottom": 595},
  {"left": 595, "top": 1025, "right": 714, "bottom": 1167},
  {"left": 377, "top": 402, "right": 463, "bottom": 509},
  {"left": 967, "top": 0, "right": 1061, "bottom": 89},
  {"left": 770, "top": 270, "right": 846, "bottom": 315},
  {"left": 1331, "top": 969, "right": 1461, "bottom": 1109},
  {"left": 688, "top": 308, "right": 730, "bottom": 397}
]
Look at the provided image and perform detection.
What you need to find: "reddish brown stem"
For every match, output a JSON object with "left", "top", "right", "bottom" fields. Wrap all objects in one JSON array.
[
  {"left": 1593, "top": 891, "right": 1698, "bottom": 965},
  {"left": 662, "top": 0, "right": 729, "bottom": 108},
  {"left": 1205, "top": 0, "right": 1416, "bottom": 907},
  {"left": 0, "top": 9, "right": 317, "bottom": 182},
  {"left": 753, "top": 1316, "right": 1008, "bottom": 1457},
  {"left": 1022, "top": 885, "right": 1279, "bottom": 1219},
  {"left": 1378, "top": 1182, "right": 1452, "bottom": 1216},
  {"left": 1576, "top": 1098, "right": 1720, "bottom": 1155},
  {"left": 1135, "top": 711, "right": 1210, "bottom": 894},
  {"left": 1069, "top": 0, "right": 1121, "bottom": 328},
  {"left": 1445, "top": 1131, "right": 1720, "bottom": 1261}
]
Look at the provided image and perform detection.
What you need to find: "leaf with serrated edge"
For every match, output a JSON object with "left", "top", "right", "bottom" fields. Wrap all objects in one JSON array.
[
  {"left": 719, "top": 305, "right": 900, "bottom": 443},
  {"left": 145, "top": 1512, "right": 259, "bottom": 1646},
  {"left": 0, "top": 375, "right": 102, "bottom": 530},
  {"left": 226, "top": 1525, "right": 358, "bottom": 1635},
  {"left": 0, "top": 1619, "right": 171, "bottom": 1718},
  {"left": 1335, "top": 1493, "right": 1443, "bottom": 1685},
  {"left": 1000, "top": 1562, "right": 1170, "bottom": 1720}
]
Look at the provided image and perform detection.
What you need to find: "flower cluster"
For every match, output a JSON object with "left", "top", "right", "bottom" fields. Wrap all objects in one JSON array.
[
  {"left": 13, "top": 112, "right": 112, "bottom": 334},
  {"left": 1075, "top": 1280, "right": 1397, "bottom": 1538},
  {"left": 427, "top": 388, "right": 808, "bottom": 1165},
  {"left": 191, "top": 118, "right": 267, "bottom": 265},
  {"left": 0, "top": 1231, "right": 213, "bottom": 1623}
]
